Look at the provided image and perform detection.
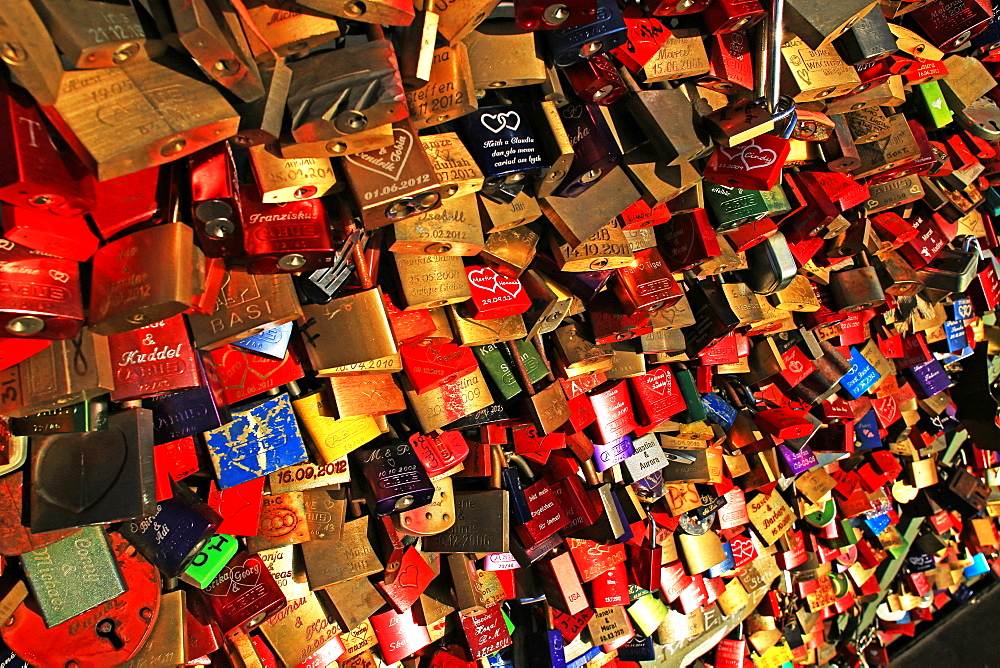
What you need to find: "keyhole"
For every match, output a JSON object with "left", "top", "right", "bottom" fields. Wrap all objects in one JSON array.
[{"left": 95, "top": 618, "right": 125, "bottom": 650}]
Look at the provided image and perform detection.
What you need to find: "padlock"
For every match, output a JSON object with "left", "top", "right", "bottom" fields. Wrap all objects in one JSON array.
[
  {"left": 682, "top": 274, "right": 742, "bottom": 355},
  {"left": 0, "top": 0, "right": 64, "bottom": 106},
  {"left": 3, "top": 530, "right": 161, "bottom": 665},
  {"left": 543, "top": 0, "right": 627, "bottom": 67},
  {"left": 0, "top": 76, "right": 94, "bottom": 216},
  {"left": 514, "top": 0, "right": 597, "bottom": 31},
  {"left": 832, "top": 6, "right": 896, "bottom": 67},
  {"left": 344, "top": 119, "right": 444, "bottom": 229},
  {"left": 636, "top": 32, "right": 710, "bottom": 83},
  {"left": 620, "top": 68, "right": 712, "bottom": 166},
  {"left": 465, "top": 19, "right": 548, "bottom": 95},
  {"left": 296, "top": 0, "right": 415, "bottom": 24},
  {"left": 189, "top": 141, "right": 243, "bottom": 258},
  {"left": 552, "top": 102, "right": 623, "bottom": 197},
  {"left": 705, "top": 100, "right": 797, "bottom": 192},
  {"left": 239, "top": 184, "right": 341, "bottom": 273},
  {"left": 285, "top": 35, "right": 407, "bottom": 147},
  {"left": 702, "top": 30, "right": 755, "bottom": 95},
  {"left": 46, "top": 58, "right": 240, "bottom": 181},
  {"left": 830, "top": 254, "right": 886, "bottom": 312},
  {"left": 909, "top": 0, "right": 994, "bottom": 52},
  {"left": 169, "top": 0, "right": 264, "bottom": 102},
  {"left": 917, "top": 236, "right": 981, "bottom": 293},
  {"left": 457, "top": 102, "right": 550, "bottom": 204},
  {"left": 562, "top": 53, "right": 628, "bottom": 105},
  {"left": 783, "top": 0, "right": 879, "bottom": 51},
  {"left": 31, "top": 0, "right": 153, "bottom": 70},
  {"left": 248, "top": 143, "right": 338, "bottom": 203},
  {"left": 739, "top": 232, "right": 797, "bottom": 294}
]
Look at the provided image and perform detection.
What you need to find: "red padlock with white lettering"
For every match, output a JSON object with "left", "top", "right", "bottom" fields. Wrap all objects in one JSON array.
[
  {"left": 705, "top": 98, "right": 796, "bottom": 191},
  {"left": 462, "top": 265, "right": 532, "bottom": 319}
]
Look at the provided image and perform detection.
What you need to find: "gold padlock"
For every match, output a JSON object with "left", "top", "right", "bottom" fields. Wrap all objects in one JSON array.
[{"left": 406, "top": 44, "right": 478, "bottom": 130}]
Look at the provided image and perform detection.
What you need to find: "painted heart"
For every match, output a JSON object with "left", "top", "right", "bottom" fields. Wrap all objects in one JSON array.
[
  {"left": 645, "top": 368, "right": 670, "bottom": 396},
  {"left": 739, "top": 143, "right": 778, "bottom": 170},
  {"left": 730, "top": 535, "right": 757, "bottom": 562},
  {"left": 35, "top": 428, "right": 128, "bottom": 514},
  {"left": 480, "top": 111, "right": 521, "bottom": 134},
  {"left": 397, "top": 564, "right": 420, "bottom": 588},
  {"left": 344, "top": 128, "right": 413, "bottom": 181},
  {"left": 467, "top": 267, "right": 522, "bottom": 299},
  {"left": 48, "top": 270, "right": 70, "bottom": 283}
]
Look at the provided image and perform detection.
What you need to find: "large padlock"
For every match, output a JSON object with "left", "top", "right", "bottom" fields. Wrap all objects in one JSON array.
[
  {"left": 829, "top": 253, "right": 886, "bottom": 312},
  {"left": 917, "top": 235, "right": 981, "bottom": 293}
]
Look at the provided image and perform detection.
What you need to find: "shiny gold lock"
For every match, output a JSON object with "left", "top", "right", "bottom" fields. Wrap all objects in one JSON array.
[
  {"left": 940, "top": 55, "right": 997, "bottom": 112},
  {"left": 0, "top": 0, "right": 64, "bottom": 105},
  {"left": 258, "top": 591, "right": 343, "bottom": 667},
  {"left": 552, "top": 222, "right": 635, "bottom": 272},
  {"left": 394, "top": 477, "right": 457, "bottom": 535},
  {"left": 419, "top": 132, "right": 485, "bottom": 199},
  {"left": 479, "top": 191, "right": 542, "bottom": 232},
  {"left": 770, "top": 275, "right": 821, "bottom": 311},
  {"left": 393, "top": 253, "right": 472, "bottom": 309},
  {"left": 541, "top": 167, "right": 640, "bottom": 248},
  {"left": 677, "top": 531, "right": 727, "bottom": 574},
  {"left": 300, "top": 288, "right": 400, "bottom": 375},
  {"left": 243, "top": 0, "right": 342, "bottom": 60},
  {"left": 169, "top": 0, "right": 264, "bottom": 102},
  {"left": 249, "top": 143, "right": 338, "bottom": 203},
  {"left": 31, "top": 0, "right": 153, "bottom": 69},
  {"left": 465, "top": 21, "right": 546, "bottom": 93},
  {"left": 864, "top": 175, "right": 923, "bottom": 214},
  {"left": 481, "top": 226, "right": 540, "bottom": 277},
  {"left": 888, "top": 24, "right": 943, "bottom": 60},
  {"left": 780, "top": 37, "right": 861, "bottom": 102},
  {"left": 638, "top": 34, "right": 710, "bottom": 83},
  {"left": 721, "top": 279, "right": 767, "bottom": 326},
  {"left": 521, "top": 271, "right": 574, "bottom": 338},
  {"left": 292, "top": 389, "right": 382, "bottom": 463},
  {"left": 302, "top": 515, "right": 383, "bottom": 588},
  {"left": 50, "top": 59, "right": 240, "bottom": 181},
  {"left": 390, "top": 194, "right": 485, "bottom": 256},
  {"left": 447, "top": 307, "right": 528, "bottom": 346},
  {"left": 406, "top": 44, "right": 478, "bottom": 130},
  {"left": 343, "top": 120, "right": 444, "bottom": 230}
]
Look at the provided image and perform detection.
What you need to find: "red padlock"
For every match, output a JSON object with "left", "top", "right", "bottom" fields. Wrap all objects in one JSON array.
[
  {"left": 463, "top": 265, "right": 532, "bottom": 319},
  {"left": 514, "top": 0, "right": 597, "bottom": 31},
  {"left": 704, "top": 99, "right": 795, "bottom": 191}
]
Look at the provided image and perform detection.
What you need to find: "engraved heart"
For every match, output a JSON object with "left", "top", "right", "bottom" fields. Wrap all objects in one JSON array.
[
  {"left": 344, "top": 127, "right": 413, "bottom": 182},
  {"left": 48, "top": 270, "right": 70, "bottom": 283},
  {"left": 35, "top": 428, "right": 128, "bottom": 514},
  {"left": 397, "top": 564, "right": 420, "bottom": 588},
  {"left": 480, "top": 111, "right": 521, "bottom": 134},
  {"left": 739, "top": 143, "right": 778, "bottom": 170},
  {"left": 466, "top": 267, "right": 522, "bottom": 299}
]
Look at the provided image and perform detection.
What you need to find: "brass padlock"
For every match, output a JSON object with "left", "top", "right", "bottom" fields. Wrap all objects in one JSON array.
[
  {"left": 540, "top": 166, "right": 639, "bottom": 247},
  {"left": 419, "top": 132, "right": 486, "bottom": 200},
  {"left": 169, "top": 0, "right": 264, "bottom": 102},
  {"left": 0, "top": 0, "right": 64, "bottom": 105},
  {"left": 30, "top": 0, "right": 153, "bottom": 69},
  {"left": 300, "top": 288, "right": 400, "bottom": 374},
  {"left": 465, "top": 21, "right": 547, "bottom": 94},
  {"left": 242, "top": 0, "right": 342, "bottom": 60},
  {"left": 393, "top": 253, "right": 473, "bottom": 309},
  {"left": 248, "top": 143, "right": 338, "bottom": 203},
  {"left": 405, "top": 44, "right": 478, "bottom": 130},
  {"left": 783, "top": 0, "right": 879, "bottom": 51},
  {"left": 389, "top": 194, "right": 485, "bottom": 256},
  {"left": 829, "top": 253, "right": 886, "bottom": 312},
  {"left": 47, "top": 59, "right": 240, "bottom": 181},
  {"left": 294, "top": 0, "right": 415, "bottom": 25},
  {"left": 780, "top": 36, "right": 861, "bottom": 102}
]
